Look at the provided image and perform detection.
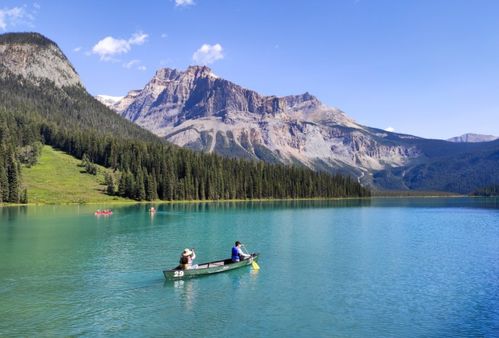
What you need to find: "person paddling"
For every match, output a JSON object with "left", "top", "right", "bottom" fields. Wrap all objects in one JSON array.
[
  {"left": 231, "top": 241, "right": 250, "bottom": 262},
  {"left": 179, "top": 248, "right": 197, "bottom": 270}
]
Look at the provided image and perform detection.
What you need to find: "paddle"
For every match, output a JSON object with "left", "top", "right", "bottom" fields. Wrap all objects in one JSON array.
[{"left": 242, "top": 244, "right": 260, "bottom": 270}]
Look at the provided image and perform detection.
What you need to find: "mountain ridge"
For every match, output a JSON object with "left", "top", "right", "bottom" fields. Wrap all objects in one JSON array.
[
  {"left": 106, "top": 65, "right": 422, "bottom": 183},
  {"left": 0, "top": 31, "right": 369, "bottom": 202},
  {"left": 98, "top": 65, "right": 499, "bottom": 193},
  {"left": 447, "top": 133, "right": 498, "bottom": 143}
]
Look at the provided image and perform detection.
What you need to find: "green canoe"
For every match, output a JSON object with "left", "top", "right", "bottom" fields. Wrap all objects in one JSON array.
[{"left": 163, "top": 253, "right": 259, "bottom": 280}]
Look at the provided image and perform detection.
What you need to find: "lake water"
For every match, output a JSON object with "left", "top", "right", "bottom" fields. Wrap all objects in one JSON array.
[{"left": 0, "top": 198, "right": 498, "bottom": 337}]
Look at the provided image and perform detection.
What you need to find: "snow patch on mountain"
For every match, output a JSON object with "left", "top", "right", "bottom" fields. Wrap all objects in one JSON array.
[{"left": 95, "top": 95, "right": 124, "bottom": 107}]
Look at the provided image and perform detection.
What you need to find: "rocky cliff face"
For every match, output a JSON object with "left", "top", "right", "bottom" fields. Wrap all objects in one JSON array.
[
  {"left": 447, "top": 133, "right": 498, "bottom": 143},
  {"left": 104, "top": 65, "right": 423, "bottom": 185},
  {"left": 0, "top": 33, "right": 82, "bottom": 88}
]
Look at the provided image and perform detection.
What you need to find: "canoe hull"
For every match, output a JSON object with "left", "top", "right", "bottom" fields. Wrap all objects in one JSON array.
[{"left": 163, "top": 253, "right": 259, "bottom": 280}]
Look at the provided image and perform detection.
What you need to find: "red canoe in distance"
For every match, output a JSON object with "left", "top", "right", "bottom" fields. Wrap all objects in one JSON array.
[{"left": 94, "top": 210, "right": 113, "bottom": 216}]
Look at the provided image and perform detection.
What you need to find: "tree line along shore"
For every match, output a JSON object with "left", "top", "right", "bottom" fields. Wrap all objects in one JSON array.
[{"left": 0, "top": 73, "right": 369, "bottom": 204}]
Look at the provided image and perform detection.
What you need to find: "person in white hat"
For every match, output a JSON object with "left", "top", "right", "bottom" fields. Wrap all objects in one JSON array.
[{"left": 179, "top": 248, "right": 197, "bottom": 270}]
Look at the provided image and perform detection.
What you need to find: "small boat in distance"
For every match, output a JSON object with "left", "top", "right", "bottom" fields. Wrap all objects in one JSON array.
[
  {"left": 94, "top": 209, "right": 112, "bottom": 216},
  {"left": 163, "top": 253, "right": 259, "bottom": 280}
]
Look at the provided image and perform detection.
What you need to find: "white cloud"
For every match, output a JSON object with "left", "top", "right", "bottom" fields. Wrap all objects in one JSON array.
[
  {"left": 123, "top": 59, "right": 146, "bottom": 71},
  {"left": 0, "top": 6, "right": 34, "bottom": 31},
  {"left": 92, "top": 32, "right": 149, "bottom": 61},
  {"left": 192, "top": 43, "right": 224, "bottom": 65},
  {"left": 161, "top": 33, "right": 168, "bottom": 39},
  {"left": 128, "top": 32, "right": 148, "bottom": 45},
  {"left": 92, "top": 37, "right": 130, "bottom": 60},
  {"left": 73, "top": 46, "right": 82, "bottom": 52},
  {"left": 175, "top": 0, "right": 195, "bottom": 7},
  {"left": 123, "top": 59, "right": 140, "bottom": 69},
  {"left": 33, "top": 3, "right": 41, "bottom": 9},
  {"left": 385, "top": 127, "right": 395, "bottom": 132}
]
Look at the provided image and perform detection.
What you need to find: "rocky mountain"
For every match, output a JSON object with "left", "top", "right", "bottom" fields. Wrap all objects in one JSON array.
[
  {"left": 112, "top": 89, "right": 141, "bottom": 112},
  {"left": 0, "top": 32, "right": 82, "bottom": 88},
  {"left": 99, "top": 65, "right": 499, "bottom": 193},
  {"left": 447, "top": 133, "right": 498, "bottom": 143},
  {"left": 0, "top": 32, "right": 160, "bottom": 144},
  {"left": 0, "top": 32, "right": 369, "bottom": 202},
  {"left": 103, "top": 66, "right": 425, "bottom": 185}
]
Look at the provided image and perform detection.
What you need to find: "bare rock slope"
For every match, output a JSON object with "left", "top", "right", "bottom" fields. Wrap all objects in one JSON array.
[
  {"left": 99, "top": 66, "right": 499, "bottom": 193},
  {"left": 447, "top": 133, "right": 498, "bottom": 143},
  {"left": 0, "top": 32, "right": 82, "bottom": 88},
  {"left": 106, "top": 66, "right": 425, "bottom": 185}
]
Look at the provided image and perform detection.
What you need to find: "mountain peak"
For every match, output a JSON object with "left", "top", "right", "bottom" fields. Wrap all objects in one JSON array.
[
  {"left": 153, "top": 68, "right": 181, "bottom": 80},
  {"left": 0, "top": 32, "right": 82, "bottom": 88},
  {"left": 447, "top": 133, "right": 498, "bottom": 143},
  {"left": 186, "top": 65, "right": 211, "bottom": 72},
  {"left": 0, "top": 32, "right": 57, "bottom": 48},
  {"left": 283, "top": 92, "right": 320, "bottom": 106},
  {"left": 185, "top": 65, "right": 218, "bottom": 78},
  {"left": 152, "top": 65, "right": 218, "bottom": 82}
]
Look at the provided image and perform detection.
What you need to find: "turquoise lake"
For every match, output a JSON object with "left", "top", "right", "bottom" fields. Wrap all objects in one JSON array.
[{"left": 0, "top": 198, "right": 498, "bottom": 337}]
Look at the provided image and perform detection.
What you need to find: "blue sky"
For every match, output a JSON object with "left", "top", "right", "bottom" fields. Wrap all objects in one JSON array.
[{"left": 1, "top": 0, "right": 499, "bottom": 139}]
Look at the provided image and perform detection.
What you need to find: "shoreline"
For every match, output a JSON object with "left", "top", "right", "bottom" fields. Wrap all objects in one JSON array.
[{"left": 1, "top": 194, "right": 487, "bottom": 208}]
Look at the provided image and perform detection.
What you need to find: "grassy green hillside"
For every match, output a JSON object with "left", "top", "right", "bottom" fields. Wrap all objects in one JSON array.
[{"left": 22, "top": 146, "right": 131, "bottom": 204}]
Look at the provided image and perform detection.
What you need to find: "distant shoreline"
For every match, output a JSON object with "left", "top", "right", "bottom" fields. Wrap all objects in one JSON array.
[{"left": 1, "top": 194, "right": 485, "bottom": 207}]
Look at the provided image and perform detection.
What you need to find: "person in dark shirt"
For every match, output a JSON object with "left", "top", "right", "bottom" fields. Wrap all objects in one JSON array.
[{"left": 231, "top": 241, "right": 250, "bottom": 262}]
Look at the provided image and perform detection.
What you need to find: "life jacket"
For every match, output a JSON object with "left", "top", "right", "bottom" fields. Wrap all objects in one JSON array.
[{"left": 232, "top": 246, "right": 240, "bottom": 262}]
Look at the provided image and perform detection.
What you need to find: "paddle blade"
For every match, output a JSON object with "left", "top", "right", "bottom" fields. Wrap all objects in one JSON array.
[{"left": 252, "top": 261, "right": 260, "bottom": 270}]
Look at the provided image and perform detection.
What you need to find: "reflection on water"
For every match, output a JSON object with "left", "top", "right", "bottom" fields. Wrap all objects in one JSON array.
[
  {"left": 115, "top": 197, "right": 498, "bottom": 215},
  {"left": 113, "top": 198, "right": 374, "bottom": 215},
  {"left": 1, "top": 205, "right": 28, "bottom": 221},
  {"left": 369, "top": 196, "right": 499, "bottom": 209},
  {"left": 249, "top": 269, "right": 260, "bottom": 279},
  {"left": 0, "top": 198, "right": 496, "bottom": 221},
  {"left": 173, "top": 279, "right": 196, "bottom": 311}
]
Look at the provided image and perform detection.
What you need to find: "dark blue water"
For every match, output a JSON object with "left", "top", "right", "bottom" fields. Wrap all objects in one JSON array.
[{"left": 0, "top": 198, "right": 498, "bottom": 337}]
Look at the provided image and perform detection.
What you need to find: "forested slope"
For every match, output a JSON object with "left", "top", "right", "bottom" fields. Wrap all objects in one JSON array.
[{"left": 0, "top": 39, "right": 369, "bottom": 203}]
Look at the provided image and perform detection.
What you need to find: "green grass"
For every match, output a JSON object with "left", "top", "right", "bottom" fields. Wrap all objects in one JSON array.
[
  {"left": 20, "top": 146, "right": 464, "bottom": 205},
  {"left": 22, "top": 146, "right": 132, "bottom": 204}
]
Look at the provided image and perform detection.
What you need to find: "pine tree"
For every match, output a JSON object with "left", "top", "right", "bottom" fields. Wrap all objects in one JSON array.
[
  {"left": 105, "top": 172, "right": 115, "bottom": 195},
  {"left": 0, "top": 163, "right": 7, "bottom": 203},
  {"left": 20, "top": 188, "right": 28, "bottom": 204},
  {"left": 135, "top": 168, "right": 146, "bottom": 201},
  {"left": 117, "top": 172, "right": 126, "bottom": 197},
  {"left": 145, "top": 173, "right": 158, "bottom": 201},
  {"left": 7, "top": 158, "right": 20, "bottom": 203},
  {"left": 125, "top": 172, "right": 136, "bottom": 198}
]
